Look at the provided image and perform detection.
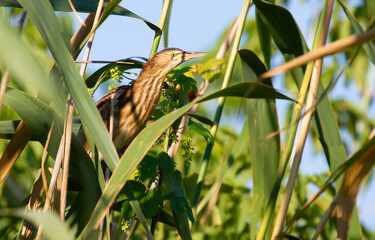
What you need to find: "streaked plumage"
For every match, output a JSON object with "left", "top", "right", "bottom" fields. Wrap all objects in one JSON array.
[{"left": 78, "top": 48, "right": 207, "bottom": 151}]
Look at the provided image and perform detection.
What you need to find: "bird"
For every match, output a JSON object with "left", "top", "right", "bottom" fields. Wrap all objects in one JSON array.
[{"left": 78, "top": 48, "right": 207, "bottom": 152}]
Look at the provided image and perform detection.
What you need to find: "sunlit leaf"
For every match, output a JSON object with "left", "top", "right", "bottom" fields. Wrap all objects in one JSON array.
[
  {"left": 0, "top": 0, "right": 160, "bottom": 32},
  {"left": 18, "top": 0, "right": 119, "bottom": 170},
  {"left": 81, "top": 79, "right": 293, "bottom": 234},
  {"left": 85, "top": 58, "right": 145, "bottom": 89},
  {"left": 239, "top": 49, "right": 280, "bottom": 240},
  {"left": 337, "top": 0, "right": 375, "bottom": 65},
  {"left": 187, "top": 120, "right": 214, "bottom": 143},
  {"left": 2, "top": 88, "right": 101, "bottom": 232},
  {"left": 0, "top": 19, "right": 63, "bottom": 109}
]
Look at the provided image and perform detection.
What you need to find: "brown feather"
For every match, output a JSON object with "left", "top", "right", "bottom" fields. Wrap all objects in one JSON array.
[{"left": 78, "top": 48, "right": 207, "bottom": 152}]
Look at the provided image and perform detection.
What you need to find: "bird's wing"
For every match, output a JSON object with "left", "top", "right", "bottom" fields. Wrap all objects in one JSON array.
[{"left": 77, "top": 85, "right": 132, "bottom": 150}]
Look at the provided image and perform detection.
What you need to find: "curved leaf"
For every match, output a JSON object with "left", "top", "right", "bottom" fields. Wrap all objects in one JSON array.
[
  {"left": 0, "top": 19, "right": 62, "bottom": 109},
  {"left": 202, "top": 82, "right": 295, "bottom": 102},
  {"left": 3, "top": 88, "right": 101, "bottom": 232},
  {"left": 254, "top": 0, "right": 306, "bottom": 56},
  {"left": 85, "top": 58, "right": 145, "bottom": 88},
  {"left": 18, "top": 0, "right": 119, "bottom": 170},
  {"left": 81, "top": 80, "right": 294, "bottom": 234},
  {"left": 187, "top": 120, "right": 214, "bottom": 143},
  {"left": 337, "top": 0, "right": 375, "bottom": 65},
  {"left": 255, "top": 0, "right": 348, "bottom": 187},
  {"left": 0, "top": 120, "right": 22, "bottom": 139},
  {"left": 186, "top": 113, "right": 215, "bottom": 126},
  {"left": 239, "top": 49, "right": 280, "bottom": 239},
  {"left": 0, "top": 0, "right": 160, "bottom": 32}
]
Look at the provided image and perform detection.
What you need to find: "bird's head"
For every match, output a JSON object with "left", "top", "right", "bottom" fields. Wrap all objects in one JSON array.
[{"left": 148, "top": 48, "right": 207, "bottom": 73}]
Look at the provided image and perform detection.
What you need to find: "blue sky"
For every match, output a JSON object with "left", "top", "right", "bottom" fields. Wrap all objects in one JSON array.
[{"left": 73, "top": 0, "right": 375, "bottom": 233}]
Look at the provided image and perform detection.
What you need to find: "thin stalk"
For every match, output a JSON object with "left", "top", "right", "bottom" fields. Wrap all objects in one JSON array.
[
  {"left": 256, "top": 63, "right": 313, "bottom": 240},
  {"left": 167, "top": 14, "right": 238, "bottom": 159},
  {"left": 36, "top": 138, "right": 65, "bottom": 239},
  {"left": 40, "top": 122, "right": 55, "bottom": 201},
  {"left": 200, "top": 138, "right": 233, "bottom": 223},
  {"left": 0, "top": 11, "right": 27, "bottom": 180},
  {"left": 73, "top": 1, "right": 107, "bottom": 239},
  {"left": 256, "top": 2, "right": 328, "bottom": 237},
  {"left": 271, "top": 1, "right": 334, "bottom": 239},
  {"left": 312, "top": 196, "right": 339, "bottom": 240},
  {"left": 60, "top": 97, "right": 74, "bottom": 220},
  {"left": 259, "top": 27, "right": 375, "bottom": 81},
  {"left": 0, "top": 70, "right": 9, "bottom": 111},
  {"left": 75, "top": 60, "right": 133, "bottom": 64},
  {"left": 62, "top": 0, "right": 105, "bottom": 223},
  {"left": 284, "top": 131, "right": 375, "bottom": 235},
  {"left": 70, "top": 14, "right": 95, "bottom": 59},
  {"left": 68, "top": 0, "right": 85, "bottom": 25},
  {"left": 79, "top": 0, "right": 104, "bottom": 76},
  {"left": 125, "top": 187, "right": 155, "bottom": 240},
  {"left": 163, "top": 127, "right": 171, "bottom": 152},
  {"left": 163, "top": 0, "right": 173, "bottom": 48},
  {"left": 149, "top": 0, "right": 172, "bottom": 58},
  {"left": 270, "top": 46, "right": 358, "bottom": 235},
  {"left": 148, "top": 1, "right": 172, "bottom": 233},
  {"left": 191, "top": 0, "right": 252, "bottom": 210}
]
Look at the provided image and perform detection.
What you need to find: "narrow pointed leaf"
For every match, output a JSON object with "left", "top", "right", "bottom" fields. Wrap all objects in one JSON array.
[
  {"left": 85, "top": 59, "right": 144, "bottom": 88},
  {"left": 82, "top": 80, "right": 293, "bottom": 233},
  {"left": 188, "top": 120, "right": 214, "bottom": 143},
  {"left": 0, "top": 0, "right": 160, "bottom": 32},
  {"left": 239, "top": 49, "right": 280, "bottom": 240},
  {"left": 0, "top": 120, "right": 21, "bottom": 139},
  {"left": 202, "top": 82, "right": 295, "bottom": 102},
  {"left": 255, "top": 0, "right": 348, "bottom": 185},
  {"left": 337, "top": 0, "right": 375, "bottom": 65},
  {"left": 253, "top": 0, "right": 306, "bottom": 56},
  {"left": 3, "top": 88, "right": 101, "bottom": 231},
  {"left": 18, "top": 0, "right": 119, "bottom": 170},
  {"left": 0, "top": 19, "right": 62, "bottom": 109}
]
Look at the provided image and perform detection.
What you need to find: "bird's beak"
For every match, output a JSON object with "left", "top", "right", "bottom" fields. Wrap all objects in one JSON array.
[{"left": 182, "top": 52, "right": 208, "bottom": 61}]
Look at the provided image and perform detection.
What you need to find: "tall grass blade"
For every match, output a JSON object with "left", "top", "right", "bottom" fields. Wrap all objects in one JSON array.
[
  {"left": 0, "top": 19, "right": 62, "bottom": 109},
  {"left": 81, "top": 79, "right": 293, "bottom": 235},
  {"left": 18, "top": 0, "right": 119, "bottom": 170},
  {"left": 239, "top": 49, "right": 280, "bottom": 240},
  {"left": 0, "top": 0, "right": 159, "bottom": 32},
  {"left": 3, "top": 88, "right": 101, "bottom": 231},
  {"left": 337, "top": 0, "right": 375, "bottom": 65}
]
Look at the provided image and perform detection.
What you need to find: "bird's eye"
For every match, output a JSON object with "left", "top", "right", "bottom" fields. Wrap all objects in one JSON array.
[{"left": 171, "top": 52, "right": 176, "bottom": 58}]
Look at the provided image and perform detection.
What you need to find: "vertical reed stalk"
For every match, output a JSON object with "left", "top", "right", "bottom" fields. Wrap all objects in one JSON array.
[
  {"left": 191, "top": 0, "right": 252, "bottom": 211},
  {"left": 271, "top": 1, "right": 334, "bottom": 239}
]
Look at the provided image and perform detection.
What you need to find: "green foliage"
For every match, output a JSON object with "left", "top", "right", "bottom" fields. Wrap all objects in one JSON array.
[
  {"left": 180, "top": 137, "right": 195, "bottom": 168},
  {"left": 85, "top": 58, "right": 145, "bottom": 91},
  {"left": 120, "top": 180, "right": 164, "bottom": 221},
  {"left": 164, "top": 191, "right": 194, "bottom": 223}
]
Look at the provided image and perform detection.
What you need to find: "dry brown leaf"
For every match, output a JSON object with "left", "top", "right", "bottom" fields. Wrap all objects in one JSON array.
[
  {"left": 20, "top": 173, "right": 46, "bottom": 239},
  {"left": 259, "top": 28, "right": 375, "bottom": 81},
  {"left": 0, "top": 122, "right": 32, "bottom": 182},
  {"left": 336, "top": 143, "right": 375, "bottom": 240}
]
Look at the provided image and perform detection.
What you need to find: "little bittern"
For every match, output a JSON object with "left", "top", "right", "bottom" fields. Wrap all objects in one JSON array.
[{"left": 78, "top": 48, "right": 207, "bottom": 151}]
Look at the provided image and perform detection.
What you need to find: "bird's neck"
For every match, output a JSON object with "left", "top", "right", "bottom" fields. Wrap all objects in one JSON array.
[
  {"left": 133, "top": 69, "right": 168, "bottom": 103},
  {"left": 130, "top": 65, "right": 171, "bottom": 123}
]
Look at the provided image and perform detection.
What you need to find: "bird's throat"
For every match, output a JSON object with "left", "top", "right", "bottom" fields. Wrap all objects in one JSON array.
[{"left": 132, "top": 71, "right": 168, "bottom": 124}]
